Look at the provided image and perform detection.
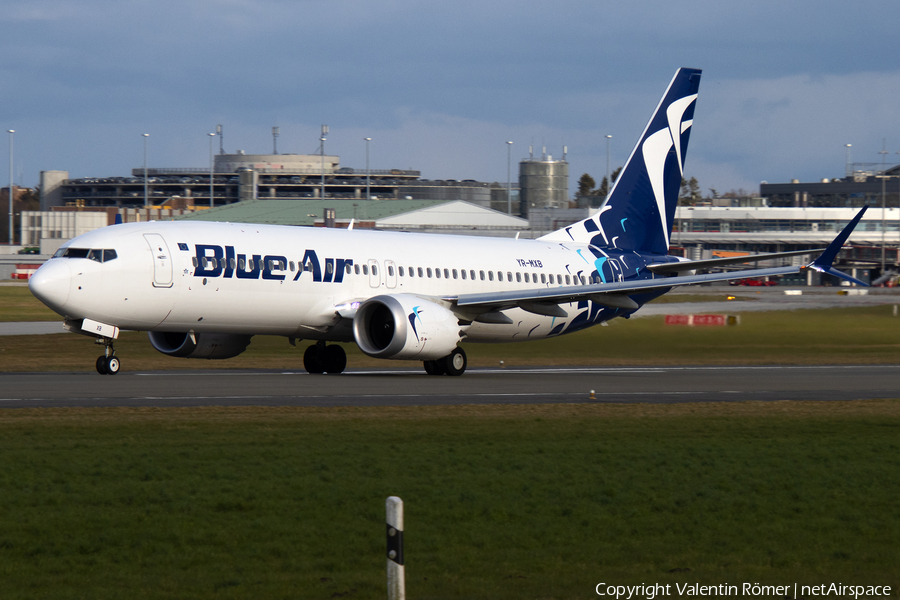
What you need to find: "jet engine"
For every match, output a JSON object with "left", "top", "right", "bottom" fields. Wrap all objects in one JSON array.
[
  {"left": 352, "top": 294, "right": 463, "bottom": 360},
  {"left": 148, "top": 331, "right": 252, "bottom": 359}
]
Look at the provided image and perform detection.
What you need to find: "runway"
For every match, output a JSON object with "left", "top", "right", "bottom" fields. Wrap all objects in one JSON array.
[{"left": 0, "top": 365, "right": 896, "bottom": 409}]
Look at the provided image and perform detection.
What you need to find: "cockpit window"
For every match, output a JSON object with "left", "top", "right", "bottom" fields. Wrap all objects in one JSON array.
[{"left": 55, "top": 248, "right": 118, "bottom": 262}]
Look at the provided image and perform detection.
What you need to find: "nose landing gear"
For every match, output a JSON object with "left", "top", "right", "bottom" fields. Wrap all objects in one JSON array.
[{"left": 95, "top": 339, "right": 120, "bottom": 375}]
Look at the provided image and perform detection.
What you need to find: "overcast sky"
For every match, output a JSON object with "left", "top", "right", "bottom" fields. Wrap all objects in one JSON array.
[{"left": 2, "top": 0, "right": 899, "bottom": 197}]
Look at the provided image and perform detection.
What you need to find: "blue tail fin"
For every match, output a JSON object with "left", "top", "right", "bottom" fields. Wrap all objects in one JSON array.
[{"left": 541, "top": 68, "right": 702, "bottom": 254}]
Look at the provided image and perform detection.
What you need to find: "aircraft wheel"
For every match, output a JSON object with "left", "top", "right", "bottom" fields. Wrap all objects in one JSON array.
[
  {"left": 324, "top": 345, "right": 347, "bottom": 374},
  {"left": 303, "top": 344, "right": 325, "bottom": 374},
  {"left": 105, "top": 356, "right": 121, "bottom": 375},
  {"left": 96, "top": 355, "right": 109, "bottom": 375},
  {"left": 442, "top": 347, "right": 467, "bottom": 376},
  {"left": 423, "top": 359, "right": 446, "bottom": 376}
]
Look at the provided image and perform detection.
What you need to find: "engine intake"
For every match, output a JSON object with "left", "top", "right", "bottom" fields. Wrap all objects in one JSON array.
[
  {"left": 353, "top": 294, "right": 462, "bottom": 360},
  {"left": 148, "top": 331, "right": 252, "bottom": 359}
]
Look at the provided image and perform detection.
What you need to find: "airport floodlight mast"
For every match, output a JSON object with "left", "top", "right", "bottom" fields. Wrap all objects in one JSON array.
[
  {"left": 272, "top": 126, "right": 280, "bottom": 155},
  {"left": 365, "top": 137, "right": 372, "bottom": 201},
  {"left": 845, "top": 143, "right": 852, "bottom": 178},
  {"left": 142, "top": 134, "right": 149, "bottom": 207},
  {"left": 606, "top": 134, "right": 613, "bottom": 199},
  {"left": 7, "top": 130, "right": 13, "bottom": 245},
  {"left": 208, "top": 133, "right": 216, "bottom": 208},
  {"left": 321, "top": 125, "right": 328, "bottom": 200},
  {"left": 506, "top": 141, "right": 513, "bottom": 214}
]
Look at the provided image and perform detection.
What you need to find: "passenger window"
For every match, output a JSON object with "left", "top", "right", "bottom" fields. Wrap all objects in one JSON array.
[
  {"left": 516, "top": 272, "right": 521, "bottom": 282},
  {"left": 345, "top": 264, "right": 352, "bottom": 274},
  {"left": 326, "top": 262, "right": 334, "bottom": 274},
  {"left": 398, "top": 266, "right": 404, "bottom": 277},
  {"left": 355, "top": 264, "right": 360, "bottom": 274},
  {"left": 388, "top": 265, "right": 394, "bottom": 276},
  {"left": 372, "top": 265, "right": 378, "bottom": 276},
  {"left": 289, "top": 261, "right": 295, "bottom": 271},
  {"left": 541, "top": 273, "right": 546, "bottom": 284},
  {"left": 461, "top": 270, "right": 466, "bottom": 280},
  {"left": 524, "top": 273, "right": 529, "bottom": 283},
  {"left": 488, "top": 271, "right": 494, "bottom": 281},
  {"left": 435, "top": 268, "right": 441, "bottom": 279},
  {"left": 418, "top": 267, "right": 424, "bottom": 277},
  {"left": 192, "top": 257, "right": 199, "bottom": 268},
  {"left": 557, "top": 274, "right": 562, "bottom": 284},
  {"left": 507, "top": 271, "right": 512, "bottom": 282},
  {"left": 565, "top": 275, "right": 570, "bottom": 285},
  {"left": 480, "top": 270, "right": 485, "bottom": 281},
  {"left": 427, "top": 268, "right": 433, "bottom": 278},
  {"left": 470, "top": 270, "right": 476, "bottom": 280},
  {"left": 443, "top": 268, "right": 449, "bottom": 279},
  {"left": 363, "top": 264, "right": 369, "bottom": 275},
  {"left": 452, "top": 269, "right": 458, "bottom": 279},
  {"left": 230, "top": 258, "right": 236, "bottom": 269}
]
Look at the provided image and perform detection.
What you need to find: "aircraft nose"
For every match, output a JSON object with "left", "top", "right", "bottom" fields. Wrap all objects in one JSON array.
[{"left": 29, "top": 260, "right": 72, "bottom": 314}]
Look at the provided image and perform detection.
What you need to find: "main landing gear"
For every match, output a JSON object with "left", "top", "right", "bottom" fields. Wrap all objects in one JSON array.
[
  {"left": 303, "top": 340, "right": 347, "bottom": 374},
  {"left": 423, "top": 346, "right": 467, "bottom": 376},
  {"left": 95, "top": 338, "right": 120, "bottom": 375}
]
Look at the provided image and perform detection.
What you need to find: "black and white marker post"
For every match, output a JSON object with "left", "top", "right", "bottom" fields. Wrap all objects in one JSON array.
[{"left": 386, "top": 496, "right": 405, "bottom": 600}]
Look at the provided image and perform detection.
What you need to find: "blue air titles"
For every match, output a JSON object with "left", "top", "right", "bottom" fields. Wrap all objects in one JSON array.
[{"left": 192, "top": 245, "right": 352, "bottom": 283}]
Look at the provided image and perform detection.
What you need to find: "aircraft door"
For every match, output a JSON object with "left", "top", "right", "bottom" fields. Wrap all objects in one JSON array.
[
  {"left": 385, "top": 260, "right": 397, "bottom": 289},
  {"left": 368, "top": 259, "right": 381, "bottom": 288},
  {"left": 143, "top": 233, "right": 173, "bottom": 288}
]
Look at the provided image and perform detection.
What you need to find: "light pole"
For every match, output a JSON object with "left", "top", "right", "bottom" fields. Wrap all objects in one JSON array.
[
  {"left": 142, "top": 134, "right": 149, "bottom": 207},
  {"left": 7, "top": 130, "right": 13, "bottom": 245},
  {"left": 506, "top": 141, "right": 513, "bottom": 215},
  {"left": 845, "top": 143, "right": 852, "bottom": 178},
  {"left": 208, "top": 132, "right": 216, "bottom": 208},
  {"left": 365, "top": 137, "right": 371, "bottom": 201},
  {"left": 320, "top": 125, "right": 328, "bottom": 200},
  {"left": 605, "top": 134, "right": 613, "bottom": 199}
]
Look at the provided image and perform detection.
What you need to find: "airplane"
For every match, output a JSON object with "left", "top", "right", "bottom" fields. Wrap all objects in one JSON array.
[{"left": 28, "top": 67, "right": 868, "bottom": 376}]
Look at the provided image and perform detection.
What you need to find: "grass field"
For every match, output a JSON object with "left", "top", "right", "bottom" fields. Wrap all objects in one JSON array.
[
  {"left": 2, "top": 304, "right": 899, "bottom": 372},
  {"left": 0, "top": 401, "right": 897, "bottom": 599}
]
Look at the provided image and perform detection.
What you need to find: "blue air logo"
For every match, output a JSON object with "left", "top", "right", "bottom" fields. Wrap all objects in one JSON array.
[
  {"left": 642, "top": 93, "right": 697, "bottom": 248},
  {"left": 192, "top": 244, "right": 352, "bottom": 283}
]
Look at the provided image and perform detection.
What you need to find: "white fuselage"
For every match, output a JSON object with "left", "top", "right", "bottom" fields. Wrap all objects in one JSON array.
[{"left": 32, "top": 221, "right": 640, "bottom": 344}]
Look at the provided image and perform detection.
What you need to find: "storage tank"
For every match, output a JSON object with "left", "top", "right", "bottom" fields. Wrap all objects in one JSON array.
[{"left": 518, "top": 151, "right": 568, "bottom": 217}]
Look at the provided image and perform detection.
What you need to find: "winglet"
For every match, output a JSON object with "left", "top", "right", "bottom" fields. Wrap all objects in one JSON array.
[{"left": 808, "top": 206, "right": 868, "bottom": 286}]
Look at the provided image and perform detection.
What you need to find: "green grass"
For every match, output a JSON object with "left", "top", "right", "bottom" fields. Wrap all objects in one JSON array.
[
  {"left": 0, "top": 285, "right": 59, "bottom": 321},
  {"left": 0, "top": 402, "right": 898, "bottom": 599},
  {"left": 5, "top": 305, "right": 898, "bottom": 372},
  {"left": 3, "top": 283, "right": 900, "bottom": 371}
]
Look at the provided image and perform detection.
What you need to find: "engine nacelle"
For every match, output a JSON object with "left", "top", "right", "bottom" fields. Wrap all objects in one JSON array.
[
  {"left": 148, "top": 331, "right": 252, "bottom": 359},
  {"left": 353, "top": 294, "right": 462, "bottom": 360}
]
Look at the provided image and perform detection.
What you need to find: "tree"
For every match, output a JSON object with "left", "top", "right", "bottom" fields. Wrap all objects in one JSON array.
[
  {"left": 679, "top": 176, "right": 701, "bottom": 205},
  {"left": 594, "top": 167, "right": 622, "bottom": 198},
  {"left": 577, "top": 173, "right": 596, "bottom": 197}
]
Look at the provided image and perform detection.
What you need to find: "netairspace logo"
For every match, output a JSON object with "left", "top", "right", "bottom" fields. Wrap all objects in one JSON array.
[{"left": 595, "top": 583, "right": 893, "bottom": 599}]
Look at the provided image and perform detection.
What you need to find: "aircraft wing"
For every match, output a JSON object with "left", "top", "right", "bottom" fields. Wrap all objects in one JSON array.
[
  {"left": 448, "top": 206, "right": 868, "bottom": 317},
  {"left": 646, "top": 248, "right": 826, "bottom": 275},
  {"left": 448, "top": 265, "right": 800, "bottom": 315}
]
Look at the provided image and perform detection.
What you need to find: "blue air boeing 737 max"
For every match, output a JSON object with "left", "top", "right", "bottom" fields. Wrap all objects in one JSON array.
[{"left": 29, "top": 68, "right": 868, "bottom": 375}]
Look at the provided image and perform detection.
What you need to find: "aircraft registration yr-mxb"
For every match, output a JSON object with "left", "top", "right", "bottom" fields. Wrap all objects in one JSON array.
[{"left": 29, "top": 68, "right": 868, "bottom": 376}]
